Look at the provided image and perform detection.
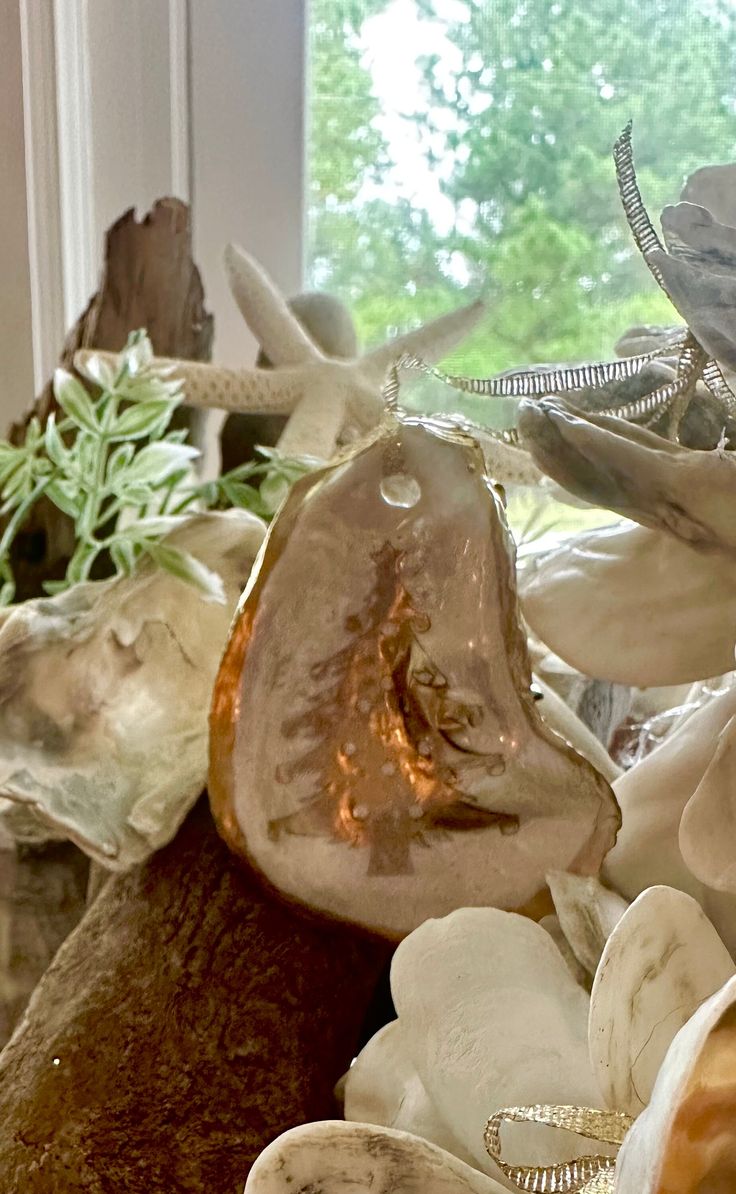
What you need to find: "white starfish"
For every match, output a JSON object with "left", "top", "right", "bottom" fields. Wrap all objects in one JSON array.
[{"left": 75, "top": 245, "right": 485, "bottom": 460}]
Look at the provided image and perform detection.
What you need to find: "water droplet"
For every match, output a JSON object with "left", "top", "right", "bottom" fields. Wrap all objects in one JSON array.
[
  {"left": 501, "top": 819, "right": 520, "bottom": 836},
  {"left": 342, "top": 742, "right": 357, "bottom": 757},
  {"left": 380, "top": 676, "right": 393, "bottom": 692},
  {"left": 418, "top": 739, "right": 432, "bottom": 757},
  {"left": 52, "top": 1057, "right": 61, "bottom": 1067},
  {"left": 489, "top": 760, "right": 506, "bottom": 777},
  {"left": 381, "top": 761, "right": 396, "bottom": 776},
  {"left": 380, "top": 473, "right": 421, "bottom": 508},
  {"left": 409, "top": 805, "right": 425, "bottom": 820},
  {"left": 353, "top": 804, "right": 370, "bottom": 821},
  {"left": 357, "top": 698, "right": 372, "bottom": 714}
]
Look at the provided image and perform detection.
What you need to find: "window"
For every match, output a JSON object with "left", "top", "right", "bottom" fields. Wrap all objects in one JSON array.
[{"left": 307, "top": 0, "right": 736, "bottom": 415}]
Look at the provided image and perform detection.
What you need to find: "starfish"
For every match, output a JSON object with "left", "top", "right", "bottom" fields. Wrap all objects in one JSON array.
[{"left": 75, "top": 245, "right": 485, "bottom": 460}]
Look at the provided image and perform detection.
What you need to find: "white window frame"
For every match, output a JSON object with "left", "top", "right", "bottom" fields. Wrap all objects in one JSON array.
[{"left": 12, "top": 0, "right": 307, "bottom": 405}]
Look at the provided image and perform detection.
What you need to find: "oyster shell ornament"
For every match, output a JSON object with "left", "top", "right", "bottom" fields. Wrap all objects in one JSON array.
[
  {"left": 209, "top": 413, "right": 620, "bottom": 938},
  {"left": 0, "top": 510, "right": 265, "bottom": 868}
]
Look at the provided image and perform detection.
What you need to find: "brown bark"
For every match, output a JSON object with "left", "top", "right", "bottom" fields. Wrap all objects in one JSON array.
[
  {"left": 0, "top": 842, "right": 89, "bottom": 1046},
  {"left": 8, "top": 198, "right": 213, "bottom": 603},
  {"left": 0, "top": 799, "right": 391, "bottom": 1193}
]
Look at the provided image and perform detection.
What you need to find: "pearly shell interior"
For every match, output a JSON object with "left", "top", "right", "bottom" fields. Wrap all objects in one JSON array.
[{"left": 209, "top": 415, "right": 620, "bottom": 938}]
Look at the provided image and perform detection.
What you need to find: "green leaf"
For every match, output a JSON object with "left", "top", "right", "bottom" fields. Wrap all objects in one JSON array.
[
  {"left": 106, "top": 442, "right": 136, "bottom": 479},
  {"left": 46, "top": 478, "right": 81, "bottom": 519},
  {"left": 219, "top": 478, "right": 269, "bottom": 516},
  {"left": 53, "top": 370, "right": 99, "bottom": 433},
  {"left": 76, "top": 353, "right": 116, "bottom": 391},
  {"left": 44, "top": 414, "right": 69, "bottom": 467},
  {"left": 124, "top": 442, "right": 199, "bottom": 486},
  {"left": 259, "top": 471, "right": 290, "bottom": 514},
  {"left": 124, "top": 515, "right": 187, "bottom": 538},
  {"left": 122, "top": 330, "right": 153, "bottom": 376},
  {"left": 141, "top": 541, "right": 226, "bottom": 603},
  {"left": 66, "top": 541, "right": 99, "bottom": 585},
  {"left": 109, "top": 538, "right": 138, "bottom": 576},
  {"left": 112, "top": 399, "right": 176, "bottom": 439},
  {"left": 42, "top": 580, "right": 68, "bottom": 596}
]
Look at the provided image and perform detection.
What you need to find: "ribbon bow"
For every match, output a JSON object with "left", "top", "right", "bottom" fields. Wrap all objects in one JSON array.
[{"left": 484, "top": 1104, "right": 634, "bottom": 1193}]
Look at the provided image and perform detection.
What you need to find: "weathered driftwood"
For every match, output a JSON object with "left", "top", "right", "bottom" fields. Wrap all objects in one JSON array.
[
  {"left": 0, "top": 841, "right": 89, "bottom": 1047},
  {"left": 0, "top": 799, "right": 391, "bottom": 1193},
  {"left": 7, "top": 198, "right": 213, "bottom": 603}
]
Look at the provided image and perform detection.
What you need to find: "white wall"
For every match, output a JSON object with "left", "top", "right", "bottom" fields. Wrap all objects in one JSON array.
[
  {"left": 0, "top": 0, "right": 35, "bottom": 422},
  {"left": 189, "top": 0, "right": 306, "bottom": 366},
  {"left": 2, "top": 0, "right": 307, "bottom": 424}
]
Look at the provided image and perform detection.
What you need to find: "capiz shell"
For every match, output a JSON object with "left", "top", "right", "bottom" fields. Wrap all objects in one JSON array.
[{"left": 210, "top": 416, "right": 619, "bottom": 938}]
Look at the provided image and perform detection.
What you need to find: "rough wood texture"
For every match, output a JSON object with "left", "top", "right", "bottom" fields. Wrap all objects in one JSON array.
[
  {"left": 7, "top": 198, "right": 213, "bottom": 603},
  {"left": 0, "top": 842, "right": 89, "bottom": 1047},
  {"left": 0, "top": 799, "right": 391, "bottom": 1193}
]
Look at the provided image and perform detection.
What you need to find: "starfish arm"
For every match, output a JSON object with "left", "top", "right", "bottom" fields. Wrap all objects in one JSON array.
[
  {"left": 74, "top": 349, "right": 305, "bottom": 414},
  {"left": 224, "top": 244, "right": 323, "bottom": 367},
  {"left": 362, "top": 298, "right": 485, "bottom": 384},
  {"left": 276, "top": 380, "right": 347, "bottom": 460}
]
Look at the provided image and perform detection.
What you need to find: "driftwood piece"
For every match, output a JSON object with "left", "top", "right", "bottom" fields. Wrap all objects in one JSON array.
[
  {"left": 0, "top": 799, "right": 391, "bottom": 1193},
  {"left": 0, "top": 841, "right": 89, "bottom": 1046},
  {"left": 8, "top": 198, "right": 213, "bottom": 603}
]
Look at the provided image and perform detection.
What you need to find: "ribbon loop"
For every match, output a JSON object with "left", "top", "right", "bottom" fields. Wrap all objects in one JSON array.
[{"left": 483, "top": 1104, "right": 634, "bottom": 1193}]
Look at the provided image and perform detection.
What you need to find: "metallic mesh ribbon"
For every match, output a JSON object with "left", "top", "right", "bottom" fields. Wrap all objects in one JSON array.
[{"left": 484, "top": 1104, "right": 634, "bottom": 1193}]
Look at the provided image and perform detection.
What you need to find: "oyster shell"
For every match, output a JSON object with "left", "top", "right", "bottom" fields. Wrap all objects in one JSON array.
[
  {"left": 520, "top": 521, "right": 736, "bottom": 688},
  {"left": 245, "top": 1121, "right": 507, "bottom": 1194},
  {"left": 616, "top": 975, "right": 736, "bottom": 1193},
  {"left": 518, "top": 398, "right": 736, "bottom": 553},
  {"left": 210, "top": 414, "right": 619, "bottom": 938},
  {"left": 0, "top": 511, "right": 265, "bottom": 868}
]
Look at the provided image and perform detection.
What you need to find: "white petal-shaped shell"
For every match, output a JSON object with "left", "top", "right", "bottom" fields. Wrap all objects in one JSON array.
[
  {"left": 615, "top": 974, "right": 736, "bottom": 1193},
  {"left": 680, "top": 713, "right": 736, "bottom": 893},
  {"left": 533, "top": 679, "right": 621, "bottom": 784},
  {"left": 521, "top": 522, "right": 736, "bottom": 687},
  {"left": 682, "top": 163, "right": 736, "bottom": 229},
  {"left": 0, "top": 511, "right": 265, "bottom": 868},
  {"left": 605, "top": 688, "right": 736, "bottom": 955},
  {"left": 589, "top": 886, "right": 735, "bottom": 1116},
  {"left": 343, "top": 1020, "right": 475, "bottom": 1165},
  {"left": 244, "top": 1121, "right": 507, "bottom": 1194},
  {"left": 547, "top": 871, "right": 627, "bottom": 978},
  {"left": 390, "top": 907, "right": 602, "bottom": 1177}
]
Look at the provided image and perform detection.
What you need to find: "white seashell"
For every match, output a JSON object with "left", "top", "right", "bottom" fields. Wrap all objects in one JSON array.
[
  {"left": 532, "top": 677, "right": 621, "bottom": 784},
  {"left": 604, "top": 688, "right": 736, "bottom": 955},
  {"left": 343, "top": 1019, "right": 476, "bottom": 1165},
  {"left": 588, "top": 886, "right": 735, "bottom": 1116},
  {"left": 517, "top": 398, "right": 736, "bottom": 554},
  {"left": 546, "top": 870, "right": 628, "bottom": 979},
  {"left": 244, "top": 1120, "right": 507, "bottom": 1193},
  {"left": 520, "top": 521, "right": 736, "bottom": 687},
  {"left": 615, "top": 974, "right": 736, "bottom": 1193},
  {"left": 389, "top": 907, "right": 603, "bottom": 1176},
  {"left": 0, "top": 510, "right": 265, "bottom": 868},
  {"left": 680, "top": 712, "right": 736, "bottom": 893},
  {"left": 681, "top": 163, "right": 736, "bottom": 230}
]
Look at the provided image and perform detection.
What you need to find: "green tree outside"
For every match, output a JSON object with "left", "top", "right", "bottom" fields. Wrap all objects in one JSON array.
[{"left": 307, "top": 0, "right": 736, "bottom": 418}]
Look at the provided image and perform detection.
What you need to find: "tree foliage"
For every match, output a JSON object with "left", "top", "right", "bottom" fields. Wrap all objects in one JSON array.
[{"left": 307, "top": 0, "right": 736, "bottom": 386}]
